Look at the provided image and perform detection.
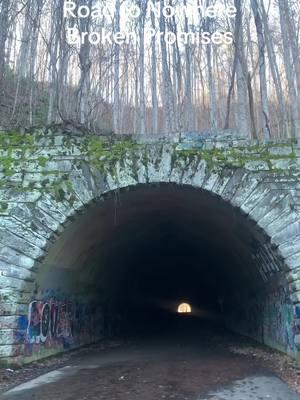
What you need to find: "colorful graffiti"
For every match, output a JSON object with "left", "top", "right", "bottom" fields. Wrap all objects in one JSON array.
[
  {"left": 20, "top": 296, "right": 104, "bottom": 356},
  {"left": 27, "top": 300, "right": 74, "bottom": 346}
]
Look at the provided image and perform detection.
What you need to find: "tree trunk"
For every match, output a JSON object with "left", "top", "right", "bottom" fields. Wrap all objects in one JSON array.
[
  {"left": 183, "top": 0, "right": 193, "bottom": 131},
  {"left": 251, "top": 0, "right": 270, "bottom": 139},
  {"left": 113, "top": 0, "right": 121, "bottom": 134},
  {"left": 234, "top": 0, "right": 251, "bottom": 137},
  {"left": 260, "top": 0, "right": 287, "bottom": 138},
  {"left": 159, "top": 0, "right": 176, "bottom": 133},
  {"left": 151, "top": 10, "right": 158, "bottom": 134},
  {"left": 76, "top": 0, "right": 92, "bottom": 126},
  {"left": 138, "top": 0, "right": 147, "bottom": 135},
  {"left": 278, "top": 0, "right": 300, "bottom": 136},
  {"left": 0, "top": 0, "right": 10, "bottom": 91}
]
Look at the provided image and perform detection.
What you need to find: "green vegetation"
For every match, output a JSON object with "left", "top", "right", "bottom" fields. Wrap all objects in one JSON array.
[
  {"left": 0, "top": 202, "right": 8, "bottom": 212},
  {"left": 0, "top": 128, "right": 298, "bottom": 205},
  {"left": 170, "top": 140, "right": 297, "bottom": 172}
]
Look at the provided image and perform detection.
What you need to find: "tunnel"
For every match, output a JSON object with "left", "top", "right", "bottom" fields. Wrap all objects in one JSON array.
[{"left": 24, "top": 183, "right": 294, "bottom": 361}]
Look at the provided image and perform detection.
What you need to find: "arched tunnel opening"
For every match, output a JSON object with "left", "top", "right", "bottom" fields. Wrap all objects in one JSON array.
[{"left": 26, "top": 183, "right": 294, "bottom": 361}]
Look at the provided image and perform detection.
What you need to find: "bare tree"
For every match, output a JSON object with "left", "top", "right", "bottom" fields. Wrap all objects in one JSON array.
[
  {"left": 234, "top": 0, "right": 251, "bottom": 137},
  {"left": 278, "top": 0, "right": 300, "bottom": 136},
  {"left": 113, "top": 0, "right": 121, "bottom": 133},
  {"left": 251, "top": 0, "right": 270, "bottom": 139},
  {"left": 0, "top": 0, "right": 299, "bottom": 138},
  {"left": 0, "top": 0, "right": 10, "bottom": 92},
  {"left": 150, "top": 8, "right": 158, "bottom": 133}
]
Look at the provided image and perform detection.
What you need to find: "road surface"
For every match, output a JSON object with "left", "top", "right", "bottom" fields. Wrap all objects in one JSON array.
[{"left": 1, "top": 322, "right": 300, "bottom": 400}]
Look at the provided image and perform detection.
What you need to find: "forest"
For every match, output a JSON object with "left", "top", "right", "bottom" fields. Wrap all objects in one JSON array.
[{"left": 0, "top": 0, "right": 299, "bottom": 139}]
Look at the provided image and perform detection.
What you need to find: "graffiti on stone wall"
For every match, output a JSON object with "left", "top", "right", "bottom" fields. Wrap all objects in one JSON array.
[
  {"left": 235, "top": 285, "right": 299, "bottom": 353},
  {"left": 20, "top": 296, "right": 104, "bottom": 356},
  {"left": 262, "top": 286, "right": 294, "bottom": 350},
  {"left": 27, "top": 300, "right": 73, "bottom": 345}
]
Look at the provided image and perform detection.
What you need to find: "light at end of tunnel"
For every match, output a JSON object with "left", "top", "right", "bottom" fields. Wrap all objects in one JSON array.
[{"left": 177, "top": 302, "right": 192, "bottom": 313}]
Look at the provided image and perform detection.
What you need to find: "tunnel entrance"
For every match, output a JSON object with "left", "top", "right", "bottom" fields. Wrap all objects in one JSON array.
[
  {"left": 177, "top": 303, "right": 192, "bottom": 313},
  {"left": 24, "top": 183, "right": 294, "bottom": 361}
]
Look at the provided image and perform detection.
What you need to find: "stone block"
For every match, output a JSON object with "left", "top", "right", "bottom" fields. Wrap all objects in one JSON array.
[
  {"left": 0, "top": 246, "right": 35, "bottom": 269},
  {"left": 0, "top": 344, "right": 23, "bottom": 357},
  {"left": 244, "top": 160, "right": 270, "bottom": 171},
  {"left": 0, "top": 229, "right": 45, "bottom": 260}
]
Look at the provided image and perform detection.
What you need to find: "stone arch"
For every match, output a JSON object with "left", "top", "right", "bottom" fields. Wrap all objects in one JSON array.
[{"left": 0, "top": 130, "right": 300, "bottom": 364}]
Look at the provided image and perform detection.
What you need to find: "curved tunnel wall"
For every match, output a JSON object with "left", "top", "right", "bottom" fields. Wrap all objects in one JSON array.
[
  {"left": 1, "top": 130, "right": 300, "bottom": 364},
  {"left": 20, "top": 184, "right": 295, "bottom": 362}
]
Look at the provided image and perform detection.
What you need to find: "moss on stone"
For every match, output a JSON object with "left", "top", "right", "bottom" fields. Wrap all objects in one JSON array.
[
  {"left": 54, "top": 185, "right": 65, "bottom": 202},
  {"left": 0, "top": 128, "right": 299, "bottom": 199},
  {"left": 65, "top": 180, "right": 73, "bottom": 194},
  {"left": 170, "top": 141, "right": 298, "bottom": 173},
  {"left": 37, "top": 156, "right": 47, "bottom": 167},
  {"left": 0, "top": 155, "right": 15, "bottom": 176},
  {"left": 0, "top": 202, "right": 8, "bottom": 212},
  {"left": 0, "top": 130, "right": 34, "bottom": 148},
  {"left": 86, "top": 136, "right": 139, "bottom": 179}
]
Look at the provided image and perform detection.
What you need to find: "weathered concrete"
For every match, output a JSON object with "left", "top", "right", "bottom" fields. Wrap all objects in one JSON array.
[{"left": 1, "top": 127, "right": 300, "bottom": 364}]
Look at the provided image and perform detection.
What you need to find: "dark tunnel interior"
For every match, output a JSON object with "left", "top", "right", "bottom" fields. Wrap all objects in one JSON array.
[
  {"left": 35, "top": 183, "right": 275, "bottom": 346},
  {"left": 94, "top": 184, "right": 268, "bottom": 336}
]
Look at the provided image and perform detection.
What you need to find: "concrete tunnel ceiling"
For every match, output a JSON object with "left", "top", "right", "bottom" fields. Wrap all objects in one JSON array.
[{"left": 31, "top": 183, "right": 294, "bottom": 359}]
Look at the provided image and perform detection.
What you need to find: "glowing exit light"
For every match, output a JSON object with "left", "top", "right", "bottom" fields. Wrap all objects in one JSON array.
[{"left": 177, "top": 302, "right": 192, "bottom": 313}]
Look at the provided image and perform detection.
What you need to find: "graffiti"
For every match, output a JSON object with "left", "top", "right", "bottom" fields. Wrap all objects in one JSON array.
[
  {"left": 295, "top": 305, "right": 300, "bottom": 318},
  {"left": 262, "top": 286, "right": 294, "bottom": 351},
  {"left": 230, "top": 285, "right": 298, "bottom": 354},
  {"left": 15, "top": 315, "right": 28, "bottom": 342},
  {"left": 23, "top": 296, "right": 104, "bottom": 356},
  {"left": 27, "top": 300, "right": 74, "bottom": 345}
]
